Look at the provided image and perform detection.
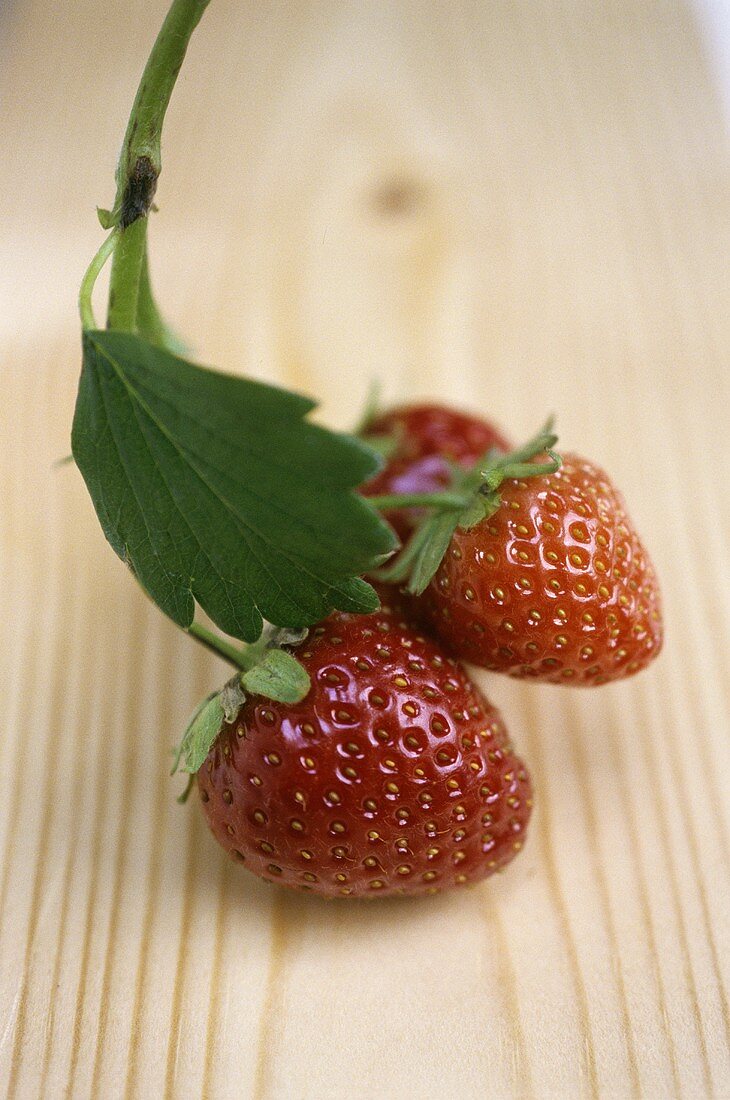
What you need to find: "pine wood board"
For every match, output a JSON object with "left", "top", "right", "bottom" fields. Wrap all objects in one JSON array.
[{"left": 1, "top": 1, "right": 729, "bottom": 1097}]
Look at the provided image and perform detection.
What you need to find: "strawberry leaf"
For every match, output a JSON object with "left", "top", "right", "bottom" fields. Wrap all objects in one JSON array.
[{"left": 72, "top": 330, "right": 396, "bottom": 641}]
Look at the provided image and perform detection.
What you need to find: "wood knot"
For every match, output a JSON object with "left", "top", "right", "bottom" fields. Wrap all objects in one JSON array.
[{"left": 368, "top": 176, "right": 427, "bottom": 218}]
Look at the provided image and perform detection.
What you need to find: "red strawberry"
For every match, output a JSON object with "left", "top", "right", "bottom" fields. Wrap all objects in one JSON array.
[
  {"left": 423, "top": 453, "right": 663, "bottom": 685},
  {"left": 197, "top": 605, "right": 532, "bottom": 897},
  {"left": 362, "top": 403, "right": 511, "bottom": 542}
]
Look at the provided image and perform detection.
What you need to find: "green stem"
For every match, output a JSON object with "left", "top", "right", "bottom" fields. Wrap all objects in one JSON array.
[
  {"left": 105, "top": 0, "right": 211, "bottom": 330},
  {"left": 107, "top": 219, "right": 147, "bottom": 331},
  {"left": 113, "top": 0, "right": 211, "bottom": 209},
  {"left": 79, "top": 230, "right": 118, "bottom": 329},
  {"left": 187, "top": 622, "right": 249, "bottom": 669},
  {"left": 367, "top": 491, "right": 467, "bottom": 511}
]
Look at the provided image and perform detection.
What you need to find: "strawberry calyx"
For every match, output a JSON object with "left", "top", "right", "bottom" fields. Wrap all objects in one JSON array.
[
  {"left": 354, "top": 382, "right": 403, "bottom": 461},
  {"left": 372, "top": 420, "right": 561, "bottom": 595},
  {"left": 172, "top": 625, "right": 311, "bottom": 791}
]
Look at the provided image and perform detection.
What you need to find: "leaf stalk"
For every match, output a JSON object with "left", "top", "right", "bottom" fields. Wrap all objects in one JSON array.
[
  {"left": 107, "top": 219, "right": 148, "bottom": 331},
  {"left": 187, "top": 622, "right": 249, "bottom": 669},
  {"left": 79, "top": 230, "right": 118, "bottom": 329}
]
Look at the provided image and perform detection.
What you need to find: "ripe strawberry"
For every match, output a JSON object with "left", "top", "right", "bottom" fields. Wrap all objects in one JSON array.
[
  {"left": 197, "top": 605, "right": 532, "bottom": 897},
  {"left": 423, "top": 453, "right": 663, "bottom": 685},
  {"left": 362, "top": 403, "right": 511, "bottom": 542}
]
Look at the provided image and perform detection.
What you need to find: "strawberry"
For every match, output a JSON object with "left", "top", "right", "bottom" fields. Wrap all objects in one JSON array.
[
  {"left": 423, "top": 453, "right": 663, "bottom": 685},
  {"left": 196, "top": 604, "right": 532, "bottom": 897},
  {"left": 362, "top": 403, "right": 511, "bottom": 542}
]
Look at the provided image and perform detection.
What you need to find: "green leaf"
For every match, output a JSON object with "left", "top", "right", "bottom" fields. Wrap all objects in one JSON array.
[
  {"left": 362, "top": 434, "right": 399, "bottom": 461},
  {"left": 172, "top": 691, "right": 225, "bottom": 775},
  {"left": 242, "top": 648, "right": 311, "bottom": 703},
  {"left": 72, "top": 330, "right": 396, "bottom": 641}
]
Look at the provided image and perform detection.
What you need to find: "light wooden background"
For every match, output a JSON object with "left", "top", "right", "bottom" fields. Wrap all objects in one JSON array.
[{"left": 1, "top": 1, "right": 729, "bottom": 1097}]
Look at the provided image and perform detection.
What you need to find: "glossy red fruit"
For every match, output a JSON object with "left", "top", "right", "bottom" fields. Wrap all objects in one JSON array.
[
  {"left": 197, "top": 606, "right": 532, "bottom": 898},
  {"left": 424, "top": 453, "right": 663, "bottom": 685},
  {"left": 362, "top": 403, "right": 511, "bottom": 541}
]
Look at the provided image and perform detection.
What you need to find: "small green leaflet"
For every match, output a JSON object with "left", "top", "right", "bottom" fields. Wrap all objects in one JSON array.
[
  {"left": 241, "top": 648, "right": 310, "bottom": 703},
  {"left": 72, "top": 330, "right": 396, "bottom": 641}
]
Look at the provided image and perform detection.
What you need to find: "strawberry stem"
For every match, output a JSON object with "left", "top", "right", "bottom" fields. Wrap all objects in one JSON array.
[
  {"left": 107, "top": 220, "right": 149, "bottom": 331},
  {"left": 186, "top": 622, "right": 249, "bottom": 669},
  {"left": 96, "top": 0, "right": 212, "bottom": 332}
]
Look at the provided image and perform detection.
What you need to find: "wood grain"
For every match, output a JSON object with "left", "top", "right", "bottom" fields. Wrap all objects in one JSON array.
[{"left": 1, "top": 1, "right": 729, "bottom": 1096}]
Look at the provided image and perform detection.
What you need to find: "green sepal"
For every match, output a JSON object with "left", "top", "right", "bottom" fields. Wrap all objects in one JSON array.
[
  {"left": 172, "top": 691, "right": 226, "bottom": 777},
  {"left": 242, "top": 648, "right": 311, "bottom": 703},
  {"left": 407, "top": 509, "right": 464, "bottom": 595},
  {"left": 375, "top": 420, "right": 562, "bottom": 596},
  {"left": 364, "top": 434, "right": 399, "bottom": 462},
  {"left": 356, "top": 381, "right": 405, "bottom": 462},
  {"left": 171, "top": 672, "right": 248, "bottom": 780},
  {"left": 456, "top": 490, "right": 496, "bottom": 531},
  {"left": 219, "top": 676, "right": 247, "bottom": 720},
  {"left": 353, "top": 379, "right": 383, "bottom": 435},
  {"left": 172, "top": 627, "right": 311, "bottom": 780}
]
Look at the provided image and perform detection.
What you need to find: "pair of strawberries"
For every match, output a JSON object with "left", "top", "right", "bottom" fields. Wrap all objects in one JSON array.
[{"left": 198, "top": 405, "right": 663, "bottom": 898}]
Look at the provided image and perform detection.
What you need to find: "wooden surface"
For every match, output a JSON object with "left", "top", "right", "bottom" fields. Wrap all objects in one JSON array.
[{"left": 1, "top": 1, "right": 729, "bottom": 1097}]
